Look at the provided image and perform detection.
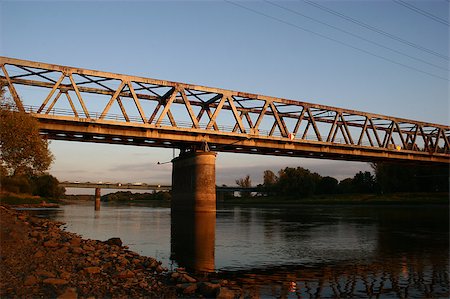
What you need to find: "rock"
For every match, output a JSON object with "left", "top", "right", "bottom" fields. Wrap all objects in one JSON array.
[
  {"left": 30, "top": 231, "right": 40, "bottom": 238},
  {"left": 43, "top": 240, "right": 60, "bottom": 248},
  {"left": 70, "top": 237, "right": 81, "bottom": 247},
  {"left": 57, "top": 287, "right": 78, "bottom": 299},
  {"left": 105, "top": 237, "right": 122, "bottom": 247},
  {"left": 34, "top": 251, "right": 45, "bottom": 258},
  {"left": 138, "top": 281, "right": 148, "bottom": 289},
  {"left": 217, "top": 287, "right": 236, "bottom": 299},
  {"left": 183, "top": 283, "right": 198, "bottom": 295},
  {"left": 36, "top": 269, "right": 56, "bottom": 278},
  {"left": 171, "top": 272, "right": 181, "bottom": 280},
  {"left": 43, "top": 278, "right": 68, "bottom": 285},
  {"left": 24, "top": 275, "right": 38, "bottom": 286},
  {"left": 82, "top": 245, "right": 95, "bottom": 251},
  {"left": 60, "top": 271, "right": 71, "bottom": 280},
  {"left": 118, "top": 257, "right": 129, "bottom": 266},
  {"left": 176, "top": 283, "right": 197, "bottom": 295},
  {"left": 132, "top": 258, "right": 141, "bottom": 265},
  {"left": 198, "top": 282, "right": 221, "bottom": 297},
  {"left": 72, "top": 247, "right": 84, "bottom": 254},
  {"left": 117, "top": 269, "right": 135, "bottom": 279},
  {"left": 84, "top": 267, "right": 101, "bottom": 274},
  {"left": 182, "top": 273, "right": 197, "bottom": 283}
]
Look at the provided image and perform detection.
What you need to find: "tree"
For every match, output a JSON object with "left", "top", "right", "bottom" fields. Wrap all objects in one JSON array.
[
  {"left": 263, "top": 170, "right": 277, "bottom": 194},
  {"left": 352, "top": 171, "right": 375, "bottom": 193},
  {"left": 338, "top": 178, "right": 355, "bottom": 194},
  {"left": 317, "top": 176, "right": 339, "bottom": 194},
  {"left": 0, "top": 84, "right": 53, "bottom": 176},
  {"left": 277, "top": 167, "right": 321, "bottom": 197},
  {"left": 236, "top": 175, "right": 252, "bottom": 197},
  {"left": 31, "top": 174, "right": 65, "bottom": 199},
  {"left": 372, "top": 162, "right": 449, "bottom": 193}
]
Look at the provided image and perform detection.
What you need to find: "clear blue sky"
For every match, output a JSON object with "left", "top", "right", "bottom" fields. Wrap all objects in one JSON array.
[{"left": 1, "top": 0, "right": 448, "bottom": 188}]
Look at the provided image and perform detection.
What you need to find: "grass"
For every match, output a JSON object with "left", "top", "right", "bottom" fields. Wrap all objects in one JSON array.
[{"left": 0, "top": 191, "right": 60, "bottom": 205}]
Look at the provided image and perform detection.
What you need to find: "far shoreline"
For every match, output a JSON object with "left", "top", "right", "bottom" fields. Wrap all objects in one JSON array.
[{"left": 1, "top": 191, "right": 448, "bottom": 207}]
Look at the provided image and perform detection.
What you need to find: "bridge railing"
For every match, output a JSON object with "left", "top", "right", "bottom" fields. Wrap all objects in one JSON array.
[{"left": 1, "top": 56, "right": 449, "bottom": 161}]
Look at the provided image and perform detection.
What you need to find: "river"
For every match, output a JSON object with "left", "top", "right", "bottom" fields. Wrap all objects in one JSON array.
[{"left": 34, "top": 201, "right": 449, "bottom": 298}]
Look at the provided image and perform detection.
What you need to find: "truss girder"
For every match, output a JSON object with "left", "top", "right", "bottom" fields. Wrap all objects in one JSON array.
[{"left": 1, "top": 57, "right": 448, "bottom": 164}]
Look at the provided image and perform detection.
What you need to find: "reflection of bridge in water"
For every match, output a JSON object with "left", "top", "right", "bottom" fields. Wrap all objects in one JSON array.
[{"left": 217, "top": 258, "right": 449, "bottom": 298}]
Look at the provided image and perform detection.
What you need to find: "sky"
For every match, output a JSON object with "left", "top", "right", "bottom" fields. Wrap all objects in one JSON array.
[{"left": 1, "top": 0, "right": 448, "bottom": 191}]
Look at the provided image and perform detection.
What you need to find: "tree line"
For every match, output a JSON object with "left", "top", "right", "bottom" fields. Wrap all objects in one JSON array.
[{"left": 235, "top": 162, "right": 448, "bottom": 198}]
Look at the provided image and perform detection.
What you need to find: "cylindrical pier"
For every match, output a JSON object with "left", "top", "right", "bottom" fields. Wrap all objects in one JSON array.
[
  {"left": 95, "top": 187, "right": 101, "bottom": 211},
  {"left": 171, "top": 151, "right": 217, "bottom": 213}
]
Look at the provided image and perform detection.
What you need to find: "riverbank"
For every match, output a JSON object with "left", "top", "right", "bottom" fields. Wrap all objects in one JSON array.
[
  {"left": 220, "top": 192, "right": 449, "bottom": 205},
  {"left": 0, "top": 205, "right": 242, "bottom": 298}
]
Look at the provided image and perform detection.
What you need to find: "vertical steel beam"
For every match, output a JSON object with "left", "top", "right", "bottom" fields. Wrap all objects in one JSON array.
[{"left": 1, "top": 65, "right": 25, "bottom": 112}]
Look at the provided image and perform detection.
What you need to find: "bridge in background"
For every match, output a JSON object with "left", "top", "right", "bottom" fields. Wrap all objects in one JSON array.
[
  {"left": 61, "top": 181, "right": 171, "bottom": 191},
  {"left": 60, "top": 181, "right": 257, "bottom": 193}
]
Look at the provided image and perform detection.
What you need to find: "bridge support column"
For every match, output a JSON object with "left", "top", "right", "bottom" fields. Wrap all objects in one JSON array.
[
  {"left": 170, "top": 150, "right": 217, "bottom": 272},
  {"left": 171, "top": 151, "right": 217, "bottom": 213},
  {"left": 95, "top": 188, "right": 101, "bottom": 211}
]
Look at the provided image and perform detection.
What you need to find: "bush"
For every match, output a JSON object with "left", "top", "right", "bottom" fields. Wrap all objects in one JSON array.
[
  {"left": 0, "top": 173, "right": 64, "bottom": 199},
  {"left": 0, "top": 175, "right": 33, "bottom": 194},
  {"left": 31, "top": 174, "right": 65, "bottom": 199}
]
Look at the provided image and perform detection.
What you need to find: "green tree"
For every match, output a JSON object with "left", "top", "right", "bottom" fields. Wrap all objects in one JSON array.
[
  {"left": 263, "top": 170, "right": 277, "bottom": 194},
  {"left": 236, "top": 174, "right": 252, "bottom": 197},
  {"left": 352, "top": 171, "right": 375, "bottom": 193},
  {"left": 338, "top": 178, "right": 355, "bottom": 194},
  {"left": 31, "top": 174, "right": 65, "bottom": 199},
  {"left": 317, "top": 176, "right": 339, "bottom": 194},
  {"left": 0, "top": 84, "right": 53, "bottom": 176},
  {"left": 277, "top": 167, "right": 321, "bottom": 197},
  {"left": 373, "top": 162, "right": 449, "bottom": 193}
]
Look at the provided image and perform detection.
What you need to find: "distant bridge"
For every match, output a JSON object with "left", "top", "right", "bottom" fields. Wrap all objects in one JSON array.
[
  {"left": 1, "top": 57, "right": 448, "bottom": 164},
  {"left": 60, "top": 181, "right": 258, "bottom": 193}
]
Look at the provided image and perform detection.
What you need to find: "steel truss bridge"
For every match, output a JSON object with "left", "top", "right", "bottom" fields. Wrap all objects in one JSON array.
[{"left": 1, "top": 57, "right": 449, "bottom": 164}]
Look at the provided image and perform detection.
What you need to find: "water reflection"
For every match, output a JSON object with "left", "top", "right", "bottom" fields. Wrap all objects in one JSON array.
[
  {"left": 217, "top": 255, "right": 449, "bottom": 298},
  {"left": 32, "top": 202, "right": 448, "bottom": 297},
  {"left": 171, "top": 211, "right": 216, "bottom": 272}
]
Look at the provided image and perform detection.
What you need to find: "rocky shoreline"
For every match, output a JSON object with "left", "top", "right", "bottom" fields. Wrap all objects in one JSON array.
[{"left": 0, "top": 205, "right": 243, "bottom": 298}]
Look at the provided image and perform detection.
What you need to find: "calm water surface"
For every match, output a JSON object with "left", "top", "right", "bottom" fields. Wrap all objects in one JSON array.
[{"left": 36, "top": 201, "right": 449, "bottom": 298}]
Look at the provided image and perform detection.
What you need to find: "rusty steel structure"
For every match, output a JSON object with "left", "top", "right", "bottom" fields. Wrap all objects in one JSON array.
[{"left": 0, "top": 57, "right": 448, "bottom": 164}]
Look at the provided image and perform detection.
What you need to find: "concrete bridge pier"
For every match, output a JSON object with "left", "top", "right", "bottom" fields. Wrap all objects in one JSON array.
[
  {"left": 171, "top": 150, "right": 217, "bottom": 213},
  {"left": 95, "top": 187, "right": 101, "bottom": 211},
  {"left": 170, "top": 149, "right": 217, "bottom": 272}
]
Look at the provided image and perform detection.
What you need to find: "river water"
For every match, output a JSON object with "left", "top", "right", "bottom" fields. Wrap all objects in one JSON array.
[{"left": 36, "top": 201, "right": 449, "bottom": 298}]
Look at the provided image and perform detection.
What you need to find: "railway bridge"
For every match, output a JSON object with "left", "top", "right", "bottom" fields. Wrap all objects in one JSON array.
[{"left": 1, "top": 57, "right": 449, "bottom": 213}]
